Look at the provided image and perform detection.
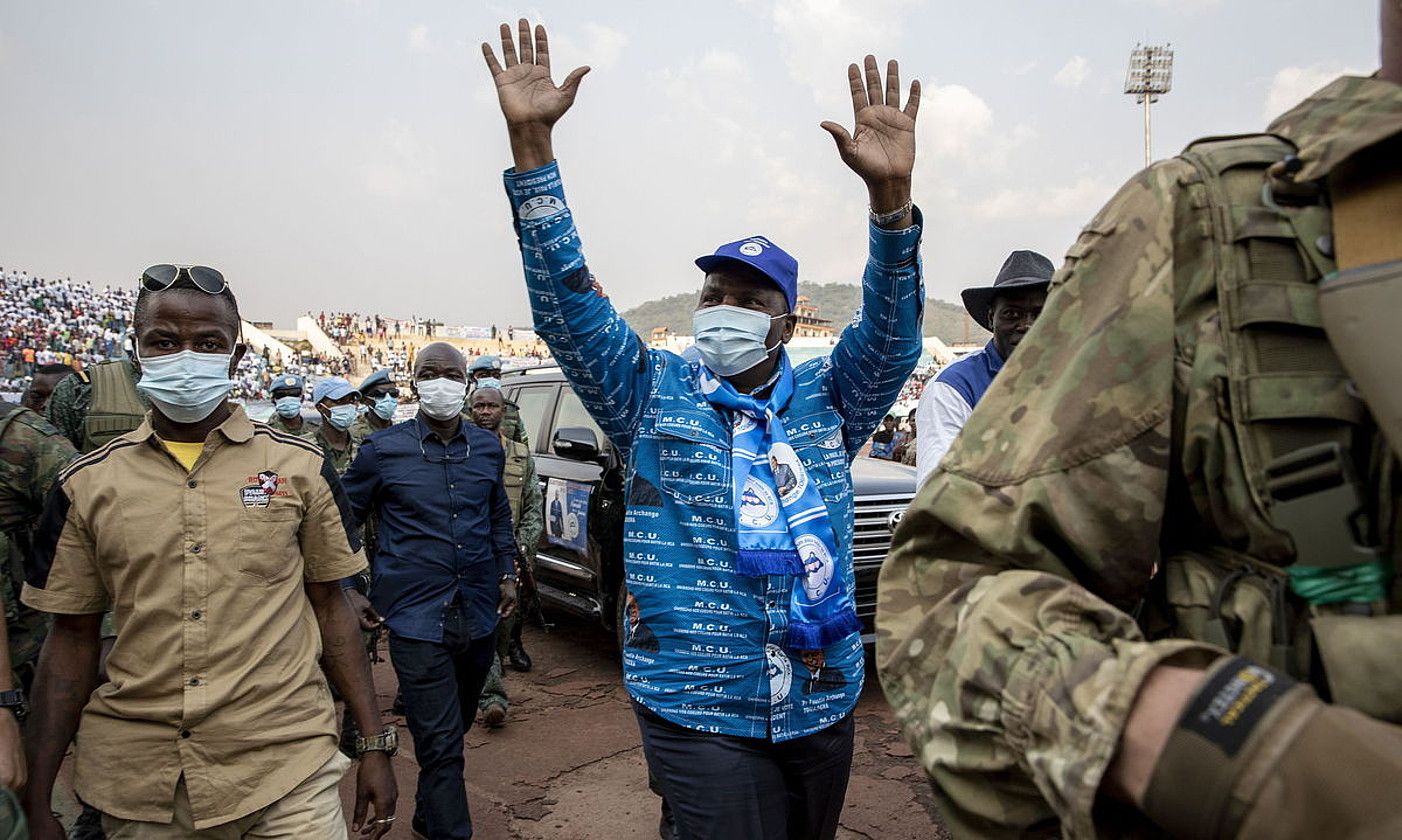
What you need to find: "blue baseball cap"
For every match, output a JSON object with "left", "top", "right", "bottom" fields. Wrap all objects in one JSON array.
[
  {"left": 694, "top": 236, "right": 799, "bottom": 311},
  {"left": 312, "top": 377, "right": 358, "bottom": 405},
  {"left": 358, "top": 368, "right": 394, "bottom": 392},
  {"left": 269, "top": 374, "right": 304, "bottom": 395}
]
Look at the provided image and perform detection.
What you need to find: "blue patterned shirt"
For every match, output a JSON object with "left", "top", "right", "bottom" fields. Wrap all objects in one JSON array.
[{"left": 504, "top": 161, "right": 923, "bottom": 741}]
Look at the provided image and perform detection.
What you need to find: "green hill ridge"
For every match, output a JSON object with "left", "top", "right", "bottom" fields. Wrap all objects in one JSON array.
[{"left": 620, "top": 282, "right": 987, "bottom": 344}]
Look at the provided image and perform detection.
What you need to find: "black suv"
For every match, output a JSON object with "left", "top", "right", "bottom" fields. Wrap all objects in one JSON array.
[{"left": 501, "top": 364, "right": 918, "bottom": 646}]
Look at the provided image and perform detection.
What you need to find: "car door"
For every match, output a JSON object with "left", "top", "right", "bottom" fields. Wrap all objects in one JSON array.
[{"left": 530, "top": 383, "right": 613, "bottom": 617}]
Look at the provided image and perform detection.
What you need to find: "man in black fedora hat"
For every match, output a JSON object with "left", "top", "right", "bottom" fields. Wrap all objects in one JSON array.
[{"left": 912, "top": 249, "right": 1053, "bottom": 484}]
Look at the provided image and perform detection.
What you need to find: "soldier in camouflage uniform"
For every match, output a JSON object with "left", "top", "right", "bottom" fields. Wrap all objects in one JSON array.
[
  {"left": 466, "top": 355, "right": 528, "bottom": 445},
  {"left": 469, "top": 385, "right": 544, "bottom": 727},
  {"left": 266, "top": 373, "right": 316, "bottom": 438},
  {"left": 350, "top": 369, "right": 399, "bottom": 444},
  {"left": 878, "top": 11, "right": 1402, "bottom": 838},
  {"left": 0, "top": 404, "right": 74, "bottom": 689},
  {"left": 46, "top": 358, "right": 147, "bottom": 454},
  {"left": 0, "top": 403, "right": 78, "bottom": 822},
  {"left": 307, "top": 377, "right": 362, "bottom": 474}
]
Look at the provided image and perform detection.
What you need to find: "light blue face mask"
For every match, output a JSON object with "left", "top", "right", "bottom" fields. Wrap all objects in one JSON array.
[
  {"left": 324, "top": 404, "right": 359, "bottom": 431},
  {"left": 692, "top": 305, "right": 786, "bottom": 376},
  {"left": 274, "top": 396, "right": 302, "bottom": 418},
  {"left": 135, "top": 349, "right": 235, "bottom": 424},
  {"left": 372, "top": 394, "right": 398, "bottom": 421}
]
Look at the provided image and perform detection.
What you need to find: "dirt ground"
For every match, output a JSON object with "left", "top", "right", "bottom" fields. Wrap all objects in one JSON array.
[
  {"left": 338, "top": 614, "right": 949, "bottom": 840},
  {"left": 52, "top": 613, "right": 949, "bottom": 839}
]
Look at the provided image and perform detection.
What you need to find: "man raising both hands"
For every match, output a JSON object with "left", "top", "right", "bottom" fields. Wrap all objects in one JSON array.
[{"left": 484, "top": 20, "right": 923, "bottom": 840}]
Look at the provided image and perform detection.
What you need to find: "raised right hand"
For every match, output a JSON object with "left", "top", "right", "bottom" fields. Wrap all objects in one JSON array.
[{"left": 482, "top": 19, "right": 589, "bottom": 130}]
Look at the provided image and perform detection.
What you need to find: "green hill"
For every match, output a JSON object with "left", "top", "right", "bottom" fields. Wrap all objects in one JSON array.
[{"left": 620, "top": 282, "right": 986, "bottom": 344}]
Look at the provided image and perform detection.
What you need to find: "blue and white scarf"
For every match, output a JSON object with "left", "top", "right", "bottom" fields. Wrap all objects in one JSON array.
[{"left": 699, "top": 356, "right": 861, "bottom": 650}]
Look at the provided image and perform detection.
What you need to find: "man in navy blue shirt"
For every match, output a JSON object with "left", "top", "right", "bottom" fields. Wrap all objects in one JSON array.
[{"left": 341, "top": 342, "right": 518, "bottom": 840}]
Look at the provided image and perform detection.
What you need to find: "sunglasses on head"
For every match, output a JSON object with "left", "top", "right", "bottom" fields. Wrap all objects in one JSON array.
[{"left": 140, "top": 264, "right": 228, "bottom": 295}]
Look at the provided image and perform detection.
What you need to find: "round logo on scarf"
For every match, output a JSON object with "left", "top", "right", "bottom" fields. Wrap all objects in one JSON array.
[
  {"left": 733, "top": 414, "right": 757, "bottom": 435},
  {"left": 765, "top": 643, "right": 793, "bottom": 705},
  {"left": 795, "top": 534, "right": 834, "bottom": 600},
  {"left": 766, "top": 442, "right": 807, "bottom": 504},
  {"left": 739, "top": 476, "right": 780, "bottom": 528}
]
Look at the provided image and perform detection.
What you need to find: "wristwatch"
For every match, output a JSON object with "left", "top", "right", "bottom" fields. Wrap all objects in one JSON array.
[
  {"left": 0, "top": 689, "right": 27, "bottom": 719},
  {"left": 499, "top": 573, "right": 518, "bottom": 584},
  {"left": 354, "top": 725, "right": 398, "bottom": 758}
]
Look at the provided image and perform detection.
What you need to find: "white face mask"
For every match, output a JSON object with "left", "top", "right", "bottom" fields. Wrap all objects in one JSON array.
[
  {"left": 692, "top": 305, "right": 786, "bottom": 376},
  {"left": 416, "top": 377, "right": 468, "bottom": 421},
  {"left": 135, "top": 349, "right": 235, "bottom": 424}
]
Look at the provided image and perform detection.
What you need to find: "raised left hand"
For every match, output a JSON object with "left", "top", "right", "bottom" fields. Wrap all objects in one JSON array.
[
  {"left": 353, "top": 751, "right": 398, "bottom": 839},
  {"left": 821, "top": 56, "right": 920, "bottom": 193}
]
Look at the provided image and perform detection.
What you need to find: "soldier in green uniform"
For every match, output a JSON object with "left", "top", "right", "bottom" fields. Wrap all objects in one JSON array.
[
  {"left": 267, "top": 373, "right": 316, "bottom": 438},
  {"left": 350, "top": 369, "right": 399, "bottom": 444},
  {"left": 878, "top": 8, "right": 1402, "bottom": 838},
  {"left": 0, "top": 403, "right": 78, "bottom": 834},
  {"left": 469, "top": 385, "right": 543, "bottom": 727},
  {"left": 467, "top": 355, "right": 528, "bottom": 444},
  {"left": 308, "top": 377, "right": 362, "bottom": 474},
  {"left": 46, "top": 357, "right": 147, "bottom": 454}
]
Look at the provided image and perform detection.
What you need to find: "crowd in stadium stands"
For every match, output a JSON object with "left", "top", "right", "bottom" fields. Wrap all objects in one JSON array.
[
  {"left": 0, "top": 268, "right": 355, "bottom": 404},
  {"left": 0, "top": 267, "right": 138, "bottom": 399}
]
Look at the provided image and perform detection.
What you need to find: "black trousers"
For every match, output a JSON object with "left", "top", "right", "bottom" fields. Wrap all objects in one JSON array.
[
  {"left": 389, "top": 605, "right": 496, "bottom": 840},
  {"left": 634, "top": 703, "right": 855, "bottom": 840}
]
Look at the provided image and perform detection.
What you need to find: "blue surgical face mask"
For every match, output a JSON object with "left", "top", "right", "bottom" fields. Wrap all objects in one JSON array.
[
  {"left": 372, "top": 394, "right": 397, "bottom": 421},
  {"left": 274, "top": 396, "right": 302, "bottom": 418},
  {"left": 135, "top": 349, "right": 235, "bottom": 424},
  {"left": 324, "top": 404, "right": 359, "bottom": 431},
  {"left": 691, "top": 305, "right": 786, "bottom": 376}
]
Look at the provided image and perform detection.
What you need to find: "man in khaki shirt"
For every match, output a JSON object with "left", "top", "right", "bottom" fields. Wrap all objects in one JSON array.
[{"left": 19, "top": 265, "right": 397, "bottom": 840}]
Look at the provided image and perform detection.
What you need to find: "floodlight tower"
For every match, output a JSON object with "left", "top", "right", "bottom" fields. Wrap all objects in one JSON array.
[{"left": 1124, "top": 44, "right": 1174, "bottom": 167}]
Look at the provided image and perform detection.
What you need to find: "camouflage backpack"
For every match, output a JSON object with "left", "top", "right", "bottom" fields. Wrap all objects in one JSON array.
[{"left": 1160, "top": 132, "right": 1400, "bottom": 720}]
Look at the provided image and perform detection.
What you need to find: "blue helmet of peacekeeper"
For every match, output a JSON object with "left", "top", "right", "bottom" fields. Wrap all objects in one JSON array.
[
  {"left": 312, "top": 377, "right": 360, "bottom": 431},
  {"left": 469, "top": 354, "right": 502, "bottom": 381},
  {"left": 359, "top": 368, "right": 398, "bottom": 421},
  {"left": 270, "top": 374, "right": 305, "bottom": 419}
]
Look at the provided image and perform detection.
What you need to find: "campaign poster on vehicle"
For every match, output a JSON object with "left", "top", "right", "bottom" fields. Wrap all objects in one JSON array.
[{"left": 545, "top": 477, "right": 589, "bottom": 552}]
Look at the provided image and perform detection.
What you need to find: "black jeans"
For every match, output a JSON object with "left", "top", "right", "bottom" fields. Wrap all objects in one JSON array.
[
  {"left": 389, "top": 605, "right": 496, "bottom": 840},
  {"left": 634, "top": 703, "right": 856, "bottom": 840}
]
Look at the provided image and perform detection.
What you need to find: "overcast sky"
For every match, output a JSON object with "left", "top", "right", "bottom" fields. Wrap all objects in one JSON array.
[{"left": 0, "top": 0, "right": 1379, "bottom": 328}]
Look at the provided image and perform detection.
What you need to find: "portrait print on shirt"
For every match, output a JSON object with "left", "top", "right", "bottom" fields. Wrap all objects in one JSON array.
[
  {"left": 623, "top": 590, "right": 659, "bottom": 652},
  {"left": 766, "top": 442, "right": 805, "bottom": 503}
]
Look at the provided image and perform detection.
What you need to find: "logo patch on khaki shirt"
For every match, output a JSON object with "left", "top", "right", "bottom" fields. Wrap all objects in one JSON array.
[{"left": 240, "top": 470, "right": 287, "bottom": 508}]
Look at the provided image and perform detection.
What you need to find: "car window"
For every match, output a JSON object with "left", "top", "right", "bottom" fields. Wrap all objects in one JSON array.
[
  {"left": 510, "top": 385, "right": 556, "bottom": 449},
  {"left": 552, "top": 387, "right": 605, "bottom": 449}
]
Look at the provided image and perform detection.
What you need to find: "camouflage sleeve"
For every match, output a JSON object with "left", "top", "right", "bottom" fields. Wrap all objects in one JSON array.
[
  {"left": 0, "top": 412, "right": 78, "bottom": 533},
  {"left": 44, "top": 373, "right": 88, "bottom": 451},
  {"left": 516, "top": 452, "right": 543, "bottom": 551},
  {"left": 876, "top": 162, "right": 1222, "bottom": 838}
]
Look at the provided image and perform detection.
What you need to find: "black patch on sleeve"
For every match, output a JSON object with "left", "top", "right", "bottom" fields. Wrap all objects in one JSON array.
[
  {"left": 27, "top": 480, "right": 71, "bottom": 588},
  {"left": 320, "top": 456, "right": 364, "bottom": 553},
  {"left": 1179, "top": 657, "right": 1294, "bottom": 757}
]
